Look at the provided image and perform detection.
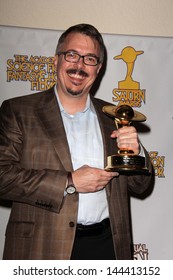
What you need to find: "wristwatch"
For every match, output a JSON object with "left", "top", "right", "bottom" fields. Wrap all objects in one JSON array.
[{"left": 66, "top": 172, "right": 76, "bottom": 194}]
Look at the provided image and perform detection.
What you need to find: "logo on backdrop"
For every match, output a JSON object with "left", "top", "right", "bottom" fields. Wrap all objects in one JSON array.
[
  {"left": 112, "top": 46, "right": 145, "bottom": 107},
  {"left": 133, "top": 243, "right": 149, "bottom": 260},
  {"left": 149, "top": 151, "right": 165, "bottom": 178},
  {"left": 6, "top": 55, "right": 56, "bottom": 91}
]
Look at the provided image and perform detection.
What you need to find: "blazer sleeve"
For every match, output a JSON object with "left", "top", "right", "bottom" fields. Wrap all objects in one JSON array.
[
  {"left": 0, "top": 100, "right": 68, "bottom": 213},
  {"left": 127, "top": 146, "right": 154, "bottom": 195}
]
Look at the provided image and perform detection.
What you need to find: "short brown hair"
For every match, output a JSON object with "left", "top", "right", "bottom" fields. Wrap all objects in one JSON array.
[{"left": 55, "top": 23, "right": 105, "bottom": 64}]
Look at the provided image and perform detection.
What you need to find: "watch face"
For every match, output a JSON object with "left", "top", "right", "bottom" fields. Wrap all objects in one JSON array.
[{"left": 66, "top": 185, "right": 76, "bottom": 194}]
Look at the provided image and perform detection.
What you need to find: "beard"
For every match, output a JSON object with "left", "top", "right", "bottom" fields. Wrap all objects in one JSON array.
[{"left": 66, "top": 88, "right": 83, "bottom": 96}]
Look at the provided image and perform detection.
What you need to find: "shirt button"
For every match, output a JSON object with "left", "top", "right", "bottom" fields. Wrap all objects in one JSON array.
[{"left": 69, "top": 221, "right": 75, "bottom": 228}]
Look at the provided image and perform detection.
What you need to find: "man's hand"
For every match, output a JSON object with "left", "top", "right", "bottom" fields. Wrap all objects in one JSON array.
[
  {"left": 72, "top": 165, "right": 118, "bottom": 193},
  {"left": 111, "top": 126, "right": 140, "bottom": 155}
]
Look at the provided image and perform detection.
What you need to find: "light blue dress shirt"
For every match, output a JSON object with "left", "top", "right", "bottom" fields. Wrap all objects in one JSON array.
[{"left": 54, "top": 86, "right": 109, "bottom": 225}]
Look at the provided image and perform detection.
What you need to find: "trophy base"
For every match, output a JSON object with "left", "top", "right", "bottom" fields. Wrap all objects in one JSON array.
[{"left": 105, "top": 154, "right": 150, "bottom": 175}]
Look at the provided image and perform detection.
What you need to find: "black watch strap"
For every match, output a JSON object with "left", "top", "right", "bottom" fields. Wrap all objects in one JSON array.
[
  {"left": 66, "top": 172, "right": 76, "bottom": 194},
  {"left": 67, "top": 172, "right": 73, "bottom": 185}
]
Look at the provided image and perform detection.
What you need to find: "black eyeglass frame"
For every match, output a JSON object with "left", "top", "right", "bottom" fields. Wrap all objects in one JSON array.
[{"left": 57, "top": 51, "right": 100, "bottom": 66}]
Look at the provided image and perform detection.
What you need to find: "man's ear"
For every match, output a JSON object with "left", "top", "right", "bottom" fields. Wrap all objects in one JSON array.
[
  {"left": 53, "top": 55, "right": 58, "bottom": 67},
  {"left": 97, "top": 63, "right": 102, "bottom": 74}
]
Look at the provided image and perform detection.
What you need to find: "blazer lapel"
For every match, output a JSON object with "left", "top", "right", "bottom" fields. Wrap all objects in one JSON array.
[
  {"left": 91, "top": 97, "right": 118, "bottom": 197},
  {"left": 36, "top": 88, "right": 73, "bottom": 171},
  {"left": 91, "top": 97, "right": 118, "bottom": 164}
]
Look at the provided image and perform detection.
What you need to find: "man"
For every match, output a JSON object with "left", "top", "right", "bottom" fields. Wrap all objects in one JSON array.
[{"left": 0, "top": 23, "right": 153, "bottom": 260}]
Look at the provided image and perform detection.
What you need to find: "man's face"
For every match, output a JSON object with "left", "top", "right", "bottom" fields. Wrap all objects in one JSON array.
[{"left": 54, "top": 32, "right": 102, "bottom": 98}]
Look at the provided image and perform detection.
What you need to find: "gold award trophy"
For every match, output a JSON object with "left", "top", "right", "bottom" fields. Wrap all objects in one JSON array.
[{"left": 102, "top": 104, "right": 149, "bottom": 174}]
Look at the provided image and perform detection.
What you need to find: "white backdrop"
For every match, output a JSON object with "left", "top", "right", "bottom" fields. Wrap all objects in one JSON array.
[{"left": 0, "top": 26, "right": 173, "bottom": 260}]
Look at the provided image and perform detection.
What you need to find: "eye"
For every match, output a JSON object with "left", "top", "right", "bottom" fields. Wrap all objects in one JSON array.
[
  {"left": 66, "top": 52, "right": 78, "bottom": 60},
  {"left": 84, "top": 55, "right": 98, "bottom": 65},
  {"left": 86, "top": 56, "right": 96, "bottom": 63}
]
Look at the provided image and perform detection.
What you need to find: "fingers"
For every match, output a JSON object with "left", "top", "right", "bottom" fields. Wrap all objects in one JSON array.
[
  {"left": 72, "top": 166, "right": 119, "bottom": 193},
  {"left": 97, "top": 170, "right": 118, "bottom": 187},
  {"left": 111, "top": 126, "right": 140, "bottom": 154},
  {"left": 100, "top": 170, "right": 119, "bottom": 181}
]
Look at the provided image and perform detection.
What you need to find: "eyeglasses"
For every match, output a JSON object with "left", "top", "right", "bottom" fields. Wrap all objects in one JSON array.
[{"left": 57, "top": 51, "right": 100, "bottom": 66}]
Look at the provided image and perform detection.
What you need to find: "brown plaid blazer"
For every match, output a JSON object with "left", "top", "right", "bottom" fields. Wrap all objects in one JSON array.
[{"left": 0, "top": 87, "right": 153, "bottom": 259}]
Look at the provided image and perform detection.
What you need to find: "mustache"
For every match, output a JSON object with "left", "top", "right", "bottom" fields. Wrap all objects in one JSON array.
[{"left": 67, "top": 69, "right": 89, "bottom": 77}]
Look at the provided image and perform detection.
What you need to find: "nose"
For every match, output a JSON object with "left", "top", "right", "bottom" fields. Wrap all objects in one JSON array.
[
  {"left": 76, "top": 55, "right": 85, "bottom": 66},
  {"left": 76, "top": 56, "right": 85, "bottom": 66}
]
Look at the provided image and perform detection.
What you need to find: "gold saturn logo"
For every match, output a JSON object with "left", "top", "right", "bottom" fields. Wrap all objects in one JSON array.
[{"left": 112, "top": 46, "right": 145, "bottom": 107}]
